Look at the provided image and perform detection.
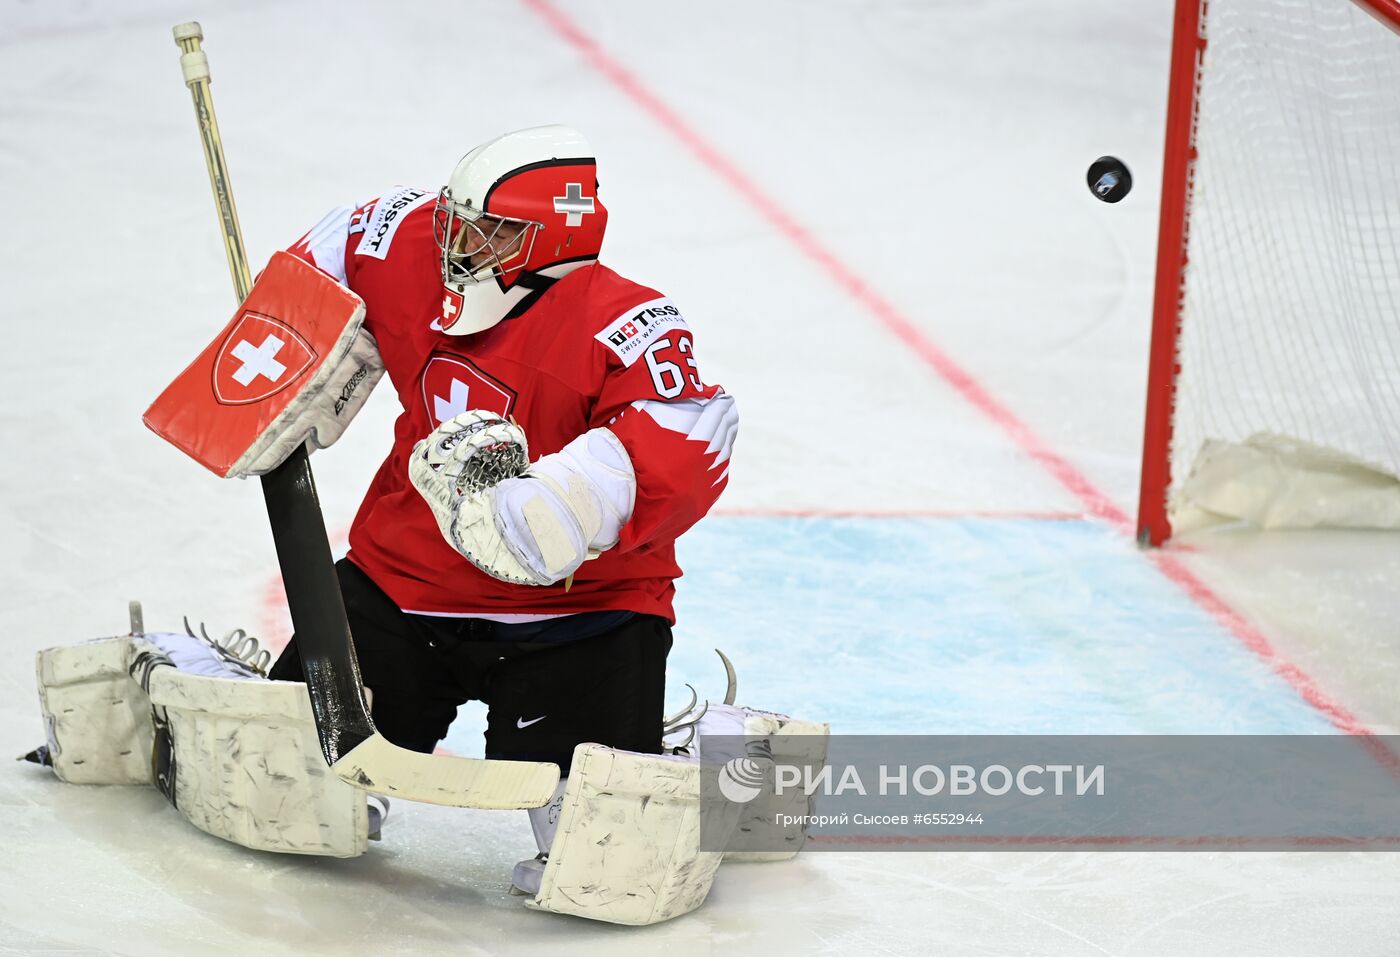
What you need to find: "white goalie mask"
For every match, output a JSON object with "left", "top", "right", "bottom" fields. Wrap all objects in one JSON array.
[{"left": 433, "top": 125, "right": 608, "bottom": 336}]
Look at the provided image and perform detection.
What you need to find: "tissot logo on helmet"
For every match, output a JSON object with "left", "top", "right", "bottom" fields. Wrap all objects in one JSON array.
[{"left": 212, "top": 311, "right": 317, "bottom": 406}]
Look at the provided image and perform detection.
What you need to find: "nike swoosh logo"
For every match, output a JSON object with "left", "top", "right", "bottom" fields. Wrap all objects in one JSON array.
[
  {"left": 429, "top": 318, "right": 445, "bottom": 332},
  {"left": 516, "top": 715, "right": 547, "bottom": 729}
]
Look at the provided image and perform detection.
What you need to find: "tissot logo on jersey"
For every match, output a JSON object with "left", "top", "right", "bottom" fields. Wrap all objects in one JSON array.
[
  {"left": 421, "top": 354, "right": 517, "bottom": 423},
  {"left": 212, "top": 311, "right": 316, "bottom": 405},
  {"left": 356, "top": 187, "right": 433, "bottom": 260},
  {"left": 595, "top": 298, "right": 687, "bottom": 367}
]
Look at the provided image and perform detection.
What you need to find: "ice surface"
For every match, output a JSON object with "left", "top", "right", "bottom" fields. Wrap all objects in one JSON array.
[{"left": 3, "top": 1, "right": 1400, "bottom": 954}]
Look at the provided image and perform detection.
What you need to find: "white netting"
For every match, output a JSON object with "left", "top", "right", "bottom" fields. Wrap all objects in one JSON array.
[{"left": 1169, "top": 0, "right": 1400, "bottom": 528}]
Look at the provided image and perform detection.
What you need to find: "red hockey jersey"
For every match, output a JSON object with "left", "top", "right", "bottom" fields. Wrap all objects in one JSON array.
[{"left": 287, "top": 187, "right": 735, "bottom": 621}]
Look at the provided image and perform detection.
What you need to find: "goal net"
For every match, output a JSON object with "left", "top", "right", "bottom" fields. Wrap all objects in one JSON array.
[{"left": 1138, "top": 0, "right": 1400, "bottom": 543}]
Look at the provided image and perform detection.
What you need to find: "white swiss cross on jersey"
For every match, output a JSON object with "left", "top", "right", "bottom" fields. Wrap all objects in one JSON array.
[{"left": 420, "top": 355, "right": 516, "bottom": 423}]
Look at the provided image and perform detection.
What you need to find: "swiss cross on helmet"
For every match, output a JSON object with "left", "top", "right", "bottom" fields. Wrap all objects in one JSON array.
[{"left": 433, "top": 125, "right": 608, "bottom": 336}]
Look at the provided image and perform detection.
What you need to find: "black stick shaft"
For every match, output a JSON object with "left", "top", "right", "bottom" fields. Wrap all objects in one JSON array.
[{"left": 260, "top": 447, "right": 374, "bottom": 762}]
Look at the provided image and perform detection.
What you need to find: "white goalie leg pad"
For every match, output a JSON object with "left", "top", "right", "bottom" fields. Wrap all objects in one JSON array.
[
  {"left": 35, "top": 637, "right": 157, "bottom": 785},
  {"left": 525, "top": 743, "right": 742, "bottom": 926},
  {"left": 34, "top": 632, "right": 373, "bottom": 858},
  {"left": 143, "top": 657, "right": 372, "bottom": 858},
  {"left": 722, "top": 708, "right": 830, "bottom": 862},
  {"left": 667, "top": 697, "right": 831, "bottom": 862}
]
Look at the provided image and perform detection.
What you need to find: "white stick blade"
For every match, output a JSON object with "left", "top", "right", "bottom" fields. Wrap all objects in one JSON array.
[{"left": 331, "top": 733, "right": 561, "bottom": 809}]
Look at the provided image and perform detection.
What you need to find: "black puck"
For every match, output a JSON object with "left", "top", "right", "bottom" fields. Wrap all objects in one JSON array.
[{"left": 1087, "top": 156, "right": 1132, "bottom": 203}]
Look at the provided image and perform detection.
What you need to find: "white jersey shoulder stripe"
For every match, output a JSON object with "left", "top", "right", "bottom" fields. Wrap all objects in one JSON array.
[
  {"left": 296, "top": 201, "right": 362, "bottom": 285},
  {"left": 630, "top": 393, "right": 737, "bottom": 470}
]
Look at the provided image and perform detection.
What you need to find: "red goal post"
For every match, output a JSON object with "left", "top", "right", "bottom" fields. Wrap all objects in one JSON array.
[{"left": 1138, "top": 0, "right": 1400, "bottom": 546}]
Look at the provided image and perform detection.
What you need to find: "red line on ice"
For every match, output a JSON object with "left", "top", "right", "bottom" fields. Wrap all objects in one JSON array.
[
  {"left": 521, "top": 0, "right": 1393, "bottom": 755},
  {"left": 811, "top": 834, "right": 1400, "bottom": 848},
  {"left": 713, "top": 507, "right": 1085, "bottom": 521}
]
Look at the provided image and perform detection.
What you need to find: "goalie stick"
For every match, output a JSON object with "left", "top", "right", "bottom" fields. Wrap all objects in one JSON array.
[{"left": 169, "top": 22, "right": 558, "bottom": 810}]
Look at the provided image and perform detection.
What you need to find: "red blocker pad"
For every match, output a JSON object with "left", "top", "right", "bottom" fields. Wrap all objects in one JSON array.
[{"left": 145, "top": 251, "right": 376, "bottom": 478}]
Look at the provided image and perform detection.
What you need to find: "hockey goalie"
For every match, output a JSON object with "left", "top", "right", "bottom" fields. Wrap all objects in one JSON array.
[{"left": 27, "top": 123, "right": 827, "bottom": 926}]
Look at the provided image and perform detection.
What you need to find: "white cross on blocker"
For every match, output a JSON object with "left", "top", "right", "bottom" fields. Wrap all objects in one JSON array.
[
  {"left": 230, "top": 334, "right": 287, "bottom": 386},
  {"left": 553, "top": 183, "right": 595, "bottom": 227}
]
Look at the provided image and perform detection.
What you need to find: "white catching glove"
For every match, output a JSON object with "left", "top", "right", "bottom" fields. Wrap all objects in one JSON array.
[{"left": 408, "top": 412, "right": 636, "bottom": 586}]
